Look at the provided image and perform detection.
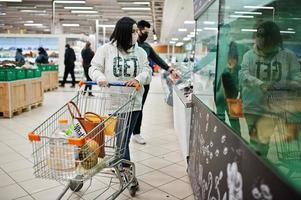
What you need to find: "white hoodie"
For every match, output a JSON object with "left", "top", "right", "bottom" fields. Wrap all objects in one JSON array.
[{"left": 89, "top": 42, "right": 152, "bottom": 111}]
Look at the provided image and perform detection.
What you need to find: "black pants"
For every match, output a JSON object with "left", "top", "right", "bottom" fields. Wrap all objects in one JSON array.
[
  {"left": 133, "top": 84, "right": 150, "bottom": 135},
  {"left": 62, "top": 66, "right": 75, "bottom": 86},
  {"left": 83, "top": 67, "right": 92, "bottom": 94}
]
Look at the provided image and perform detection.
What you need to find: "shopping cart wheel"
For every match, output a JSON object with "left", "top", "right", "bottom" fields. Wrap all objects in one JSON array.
[
  {"left": 128, "top": 177, "right": 139, "bottom": 197},
  {"left": 70, "top": 175, "right": 84, "bottom": 192}
]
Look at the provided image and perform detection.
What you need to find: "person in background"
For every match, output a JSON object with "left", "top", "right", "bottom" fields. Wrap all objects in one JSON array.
[
  {"left": 131, "top": 20, "right": 180, "bottom": 145},
  {"left": 89, "top": 17, "right": 152, "bottom": 166},
  {"left": 15, "top": 48, "right": 25, "bottom": 65},
  {"left": 81, "top": 41, "right": 95, "bottom": 95},
  {"left": 35, "top": 47, "right": 49, "bottom": 64},
  {"left": 239, "top": 21, "right": 301, "bottom": 156},
  {"left": 60, "top": 44, "right": 76, "bottom": 88}
]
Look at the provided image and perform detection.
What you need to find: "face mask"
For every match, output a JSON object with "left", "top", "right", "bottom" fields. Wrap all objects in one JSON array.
[
  {"left": 139, "top": 32, "right": 148, "bottom": 42},
  {"left": 132, "top": 32, "right": 138, "bottom": 45}
]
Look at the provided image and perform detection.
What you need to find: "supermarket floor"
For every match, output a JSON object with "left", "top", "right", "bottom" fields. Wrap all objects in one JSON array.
[{"left": 0, "top": 75, "right": 193, "bottom": 200}]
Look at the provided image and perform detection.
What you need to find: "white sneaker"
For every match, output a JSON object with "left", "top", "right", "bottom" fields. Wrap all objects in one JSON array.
[{"left": 132, "top": 135, "right": 146, "bottom": 144}]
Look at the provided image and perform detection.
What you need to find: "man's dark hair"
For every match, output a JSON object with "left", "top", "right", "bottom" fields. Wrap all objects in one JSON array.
[
  {"left": 256, "top": 21, "right": 282, "bottom": 48},
  {"left": 65, "top": 44, "right": 70, "bottom": 48},
  {"left": 110, "top": 17, "right": 136, "bottom": 52},
  {"left": 137, "top": 20, "right": 151, "bottom": 29}
]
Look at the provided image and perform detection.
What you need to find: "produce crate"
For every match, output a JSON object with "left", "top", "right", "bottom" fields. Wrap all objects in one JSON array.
[
  {"left": 25, "top": 69, "right": 34, "bottom": 79},
  {"left": 34, "top": 68, "right": 42, "bottom": 77},
  {"left": 37, "top": 65, "right": 47, "bottom": 71},
  {"left": 0, "top": 68, "right": 16, "bottom": 81},
  {"left": 16, "top": 69, "right": 26, "bottom": 80}
]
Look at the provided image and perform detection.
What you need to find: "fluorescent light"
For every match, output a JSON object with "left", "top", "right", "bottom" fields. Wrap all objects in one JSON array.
[
  {"left": 0, "top": 12, "right": 6, "bottom": 15},
  {"left": 64, "top": 6, "right": 93, "bottom": 9},
  {"left": 230, "top": 15, "right": 254, "bottom": 18},
  {"left": 133, "top": 1, "right": 149, "bottom": 4},
  {"left": 178, "top": 28, "right": 187, "bottom": 32},
  {"left": 184, "top": 20, "right": 195, "bottom": 24},
  {"left": 98, "top": 24, "right": 115, "bottom": 28},
  {"left": 183, "top": 37, "right": 191, "bottom": 41},
  {"left": 196, "top": 29, "right": 203, "bottom": 32},
  {"left": 54, "top": 1, "right": 85, "bottom": 3},
  {"left": 0, "top": 0, "right": 22, "bottom": 2},
  {"left": 244, "top": 6, "right": 274, "bottom": 10},
  {"left": 203, "top": 21, "right": 215, "bottom": 25},
  {"left": 234, "top": 11, "right": 262, "bottom": 15},
  {"left": 24, "top": 23, "right": 43, "bottom": 26},
  {"left": 44, "top": 29, "right": 50, "bottom": 31},
  {"left": 176, "top": 42, "right": 184, "bottom": 47},
  {"left": 153, "top": 34, "right": 157, "bottom": 40},
  {"left": 171, "top": 38, "right": 179, "bottom": 41},
  {"left": 25, "top": 20, "right": 34, "bottom": 23},
  {"left": 20, "top": 10, "right": 46, "bottom": 13},
  {"left": 122, "top": 7, "right": 151, "bottom": 11},
  {"left": 241, "top": 28, "right": 257, "bottom": 32},
  {"left": 190, "top": 31, "right": 195, "bottom": 35},
  {"left": 71, "top": 10, "right": 98, "bottom": 13},
  {"left": 169, "top": 41, "right": 176, "bottom": 44},
  {"left": 204, "top": 27, "right": 218, "bottom": 31},
  {"left": 280, "top": 30, "right": 296, "bottom": 34},
  {"left": 62, "top": 23, "right": 80, "bottom": 27},
  {"left": 288, "top": 28, "right": 294, "bottom": 31}
]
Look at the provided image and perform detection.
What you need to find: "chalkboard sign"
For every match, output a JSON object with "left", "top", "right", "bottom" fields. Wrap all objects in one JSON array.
[
  {"left": 193, "top": 0, "right": 216, "bottom": 19},
  {"left": 188, "top": 95, "right": 300, "bottom": 199}
]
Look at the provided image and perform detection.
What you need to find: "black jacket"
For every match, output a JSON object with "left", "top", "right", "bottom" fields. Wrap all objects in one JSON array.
[
  {"left": 36, "top": 53, "right": 49, "bottom": 64},
  {"left": 81, "top": 48, "right": 94, "bottom": 68},
  {"left": 64, "top": 48, "right": 76, "bottom": 67}
]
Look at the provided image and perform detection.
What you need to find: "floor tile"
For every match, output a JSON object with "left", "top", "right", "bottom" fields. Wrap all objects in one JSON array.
[
  {"left": 138, "top": 171, "right": 175, "bottom": 187},
  {"left": 31, "top": 185, "right": 81, "bottom": 200},
  {"left": 160, "top": 151, "right": 185, "bottom": 163},
  {"left": 14, "top": 195, "right": 34, "bottom": 200},
  {"left": 159, "top": 164, "right": 187, "bottom": 178},
  {"left": 82, "top": 187, "right": 129, "bottom": 200},
  {"left": 140, "top": 146, "right": 173, "bottom": 157},
  {"left": 139, "top": 157, "right": 173, "bottom": 170},
  {"left": 0, "top": 152, "right": 25, "bottom": 165},
  {"left": 130, "top": 150, "right": 154, "bottom": 162},
  {"left": 1, "top": 159, "right": 32, "bottom": 173},
  {"left": 8, "top": 167, "right": 35, "bottom": 183},
  {"left": 0, "top": 173, "right": 15, "bottom": 187},
  {"left": 183, "top": 195, "right": 195, "bottom": 200},
  {"left": 19, "top": 178, "right": 61, "bottom": 194},
  {"left": 134, "top": 163, "right": 155, "bottom": 177},
  {"left": 160, "top": 180, "right": 193, "bottom": 199},
  {"left": 130, "top": 188, "right": 179, "bottom": 200},
  {"left": 0, "top": 184, "right": 28, "bottom": 199},
  {"left": 180, "top": 175, "right": 191, "bottom": 184}
]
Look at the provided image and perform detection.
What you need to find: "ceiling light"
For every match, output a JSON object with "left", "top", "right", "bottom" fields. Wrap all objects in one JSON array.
[
  {"left": 62, "top": 23, "right": 80, "bottom": 27},
  {"left": 188, "top": 34, "right": 195, "bottom": 38},
  {"left": 153, "top": 34, "right": 157, "bottom": 40},
  {"left": 64, "top": 6, "right": 93, "bottom": 9},
  {"left": 44, "top": 29, "right": 51, "bottom": 32},
  {"left": 196, "top": 29, "right": 202, "bottom": 32},
  {"left": 230, "top": 15, "right": 254, "bottom": 18},
  {"left": 98, "top": 24, "right": 115, "bottom": 28},
  {"left": 71, "top": 10, "right": 98, "bottom": 13},
  {"left": 288, "top": 28, "right": 294, "bottom": 31},
  {"left": 234, "top": 11, "right": 262, "bottom": 15},
  {"left": 24, "top": 23, "right": 43, "bottom": 26},
  {"left": 171, "top": 38, "right": 179, "bottom": 41},
  {"left": 0, "top": 0, "right": 22, "bottom": 2},
  {"left": 25, "top": 20, "right": 34, "bottom": 23},
  {"left": 204, "top": 27, "right": 218, "bottom": 31},
  {"left": 203, "top": 21, "right": 215, "bottom": 25},
  {"left": 178, "top": 28, "right": 187, "bottom": 32},
  {"left": 241, "top": 28, "right": 257, "bottom": 32},
  {"left": 176, "top": 42, "right": 184, "bottom": 47},
  {"left": 133, "top": 2, "right": 150, "bottom": 5},
  {"left": 20, "top": 10, "right": 46, "bottom": 13},
  {"left": 190, "top": 32, "right": 195, "bottom": 35},
  {"left": 122, "top": 7, "right": 151, "bottom": 11},
  {"left": 169, "top": 41, "right": 176, "bottom": 44},
  {"left": 183, "top": 37, "right": 191, "bottom": 41},
  {"left": 54, "top": 0, "right": 85, "bottom": 3},
  {"left": 280, "top": 30, "right": 296, "bottom": 34},
  {"left": 184, "top": 20, "right": 195, "bottom": 24},
  {"left": 0, "top": 12, "right": 6, "bottom": 15},
  {"left": 244, "top": 6, "right": 274, "bottom": 10}
]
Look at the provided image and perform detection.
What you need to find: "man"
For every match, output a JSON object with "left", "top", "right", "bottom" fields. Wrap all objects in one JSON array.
[
  {"left": 60, "top": 44, "right": 76, "bottom": 88},
  {"left": 132, "top": 20, "right": 180, "bottom": 144},
  {"left": 81, "top": 41, "right": 95, "bottom": 95}
]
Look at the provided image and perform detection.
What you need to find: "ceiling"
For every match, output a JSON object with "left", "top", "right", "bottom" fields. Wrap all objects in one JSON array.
[{"left": 0, "top": 0, "right": 165, "bottom": 42}]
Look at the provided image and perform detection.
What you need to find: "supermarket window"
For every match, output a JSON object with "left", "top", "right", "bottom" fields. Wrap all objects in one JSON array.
[
  {"left": 193, "top": 0, "right": 219, "bottom": 112},
  {"left": 217, "top": 0, "right": 301, "bottom": 193}
]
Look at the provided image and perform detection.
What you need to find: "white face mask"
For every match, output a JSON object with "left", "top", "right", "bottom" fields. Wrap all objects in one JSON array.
[{"left": 132, "top": 32, "right": 138, "bottom": 45}]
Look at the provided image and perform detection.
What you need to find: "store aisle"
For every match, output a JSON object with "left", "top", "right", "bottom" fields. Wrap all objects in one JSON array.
[{"left": 0, "top": 75, "right": 193, "bottom": 200}]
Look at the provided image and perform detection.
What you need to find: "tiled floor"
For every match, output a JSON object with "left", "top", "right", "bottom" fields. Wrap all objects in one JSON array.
[{"left": 0, "top": 75, "right": 193, "bottom": 200}]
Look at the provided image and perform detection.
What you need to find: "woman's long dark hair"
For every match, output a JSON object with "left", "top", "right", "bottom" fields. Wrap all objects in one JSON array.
[{"left": 110, "top": 17, "right": 136, "bottom": 53}]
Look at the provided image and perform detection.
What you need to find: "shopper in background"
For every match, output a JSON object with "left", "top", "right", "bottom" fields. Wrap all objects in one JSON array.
[
  {"left": 61, "top": 44, "right": 76, "bottom": 88},
  {"left": 15, "top": 48, "right": 25, "bottom": 65},
  {"left": 35, "top": 47, "right": 49, "bottom": 64},
  {"left": 89, "top": 17, "right": 152, "bottom": 165},
  {"left": 81, "top": 41, "right": 95, "bottom": 95},
  {"left": 131, "top": 20, "right": 180, "bottom": 145}
]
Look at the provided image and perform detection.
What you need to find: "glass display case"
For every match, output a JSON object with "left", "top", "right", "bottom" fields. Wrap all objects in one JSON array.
[{"left": 191, "top": 0, "right": 301, "bottom": 195}]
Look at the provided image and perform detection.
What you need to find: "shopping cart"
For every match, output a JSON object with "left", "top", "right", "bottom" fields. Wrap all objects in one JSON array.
[{"left": 28, "top": 81, "right": 140, "bottom": 200}]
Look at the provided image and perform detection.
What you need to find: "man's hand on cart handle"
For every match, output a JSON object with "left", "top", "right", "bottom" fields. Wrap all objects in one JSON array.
[
  {"left": 98, "top": 80, "right": 109, "bottom": 87},
  {"left": 125, "top": 79, "right": 141, "bottom": 91}
]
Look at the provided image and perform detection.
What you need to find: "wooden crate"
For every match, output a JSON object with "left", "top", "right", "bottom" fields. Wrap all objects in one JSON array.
[
  {"left": 0, "top": 78, "right": 43, "bottom": 118},
  {"left": 42, "top": 71, "right": 58, "bottom": 92}
]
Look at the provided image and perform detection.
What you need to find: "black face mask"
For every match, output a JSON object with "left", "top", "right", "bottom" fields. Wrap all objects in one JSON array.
[{"left": 139, "top": 32, "right": 148, "bottom": 42}]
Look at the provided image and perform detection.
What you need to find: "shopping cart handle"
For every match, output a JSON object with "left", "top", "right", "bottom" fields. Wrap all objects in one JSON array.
[{"left": 79, "top": 80, "right": 140, "bottom": 90}]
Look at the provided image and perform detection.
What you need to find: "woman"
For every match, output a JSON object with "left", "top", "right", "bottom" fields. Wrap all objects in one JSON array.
[
  {"left": 36, "top": 47, "right": 49, "bottom": 64},
  {"left": 89, "top": 17, "right": 152, "bottom": 164},
  {"left": 15, "top": 48, "right": 25, "bottom": 65}
]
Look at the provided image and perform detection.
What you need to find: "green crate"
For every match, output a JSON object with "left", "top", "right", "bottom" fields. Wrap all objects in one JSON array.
[
  {"left": 16, "top": 69, "right": 26, "bottom": 80},
  {"left": 37, "top": 65, "right": 47, "bottom": 71},
  {"left": 25, "top": 69, "right": 34, "bottom": 79},
  {"left": 51, "top": 65, "right": 59, "bottom": 71},
  {"left": 0, "top": 68, "right": 16, "bottom": 81},
  {"left": 33, "top": 68, "right": 42, "bottom": 77}
]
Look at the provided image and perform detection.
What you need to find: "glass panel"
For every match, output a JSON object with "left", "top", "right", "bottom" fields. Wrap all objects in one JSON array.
[
  {"left": 193, "top": 0, "right": 219, "bottom": 111},
  {"left": 217, "top": 0, "right": 301, "bottom": 193}
]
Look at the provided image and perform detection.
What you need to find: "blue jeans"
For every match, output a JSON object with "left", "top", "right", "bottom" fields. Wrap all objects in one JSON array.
[{"left": 116, "top": 111, "right": 140, "bottom": 162}]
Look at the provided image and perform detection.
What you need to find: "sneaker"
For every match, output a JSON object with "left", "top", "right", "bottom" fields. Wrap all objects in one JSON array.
[{"left": 132, "top": 135, "right": 146, "bottom": 144}]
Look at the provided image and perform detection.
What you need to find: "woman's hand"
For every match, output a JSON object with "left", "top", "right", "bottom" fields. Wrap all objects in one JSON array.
[
  {"left": 97, "top": 80, "right": 108, "bottom": 87},
  {"left": 125, "top": 79, "right": 141, "bottom": 91}
]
